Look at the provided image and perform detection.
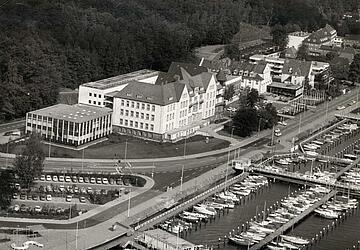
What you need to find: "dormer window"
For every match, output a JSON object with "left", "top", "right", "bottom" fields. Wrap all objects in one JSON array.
[
  {"left": 168, "top": 97, "right": 174, "bottom": 101},
  {"left": 146, "top": 97, "right": 153, "bottom": 100},
  {"left": 136, "top": 94, "right": 143, "bottom": 98},
  {"left": 126, "top": 93, "right": 132, "bottom": 97}
]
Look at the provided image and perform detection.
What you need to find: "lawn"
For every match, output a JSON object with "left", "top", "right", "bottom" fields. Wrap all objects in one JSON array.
[{"left": 7, "top": 134, "right": 230, "bottom": 159}]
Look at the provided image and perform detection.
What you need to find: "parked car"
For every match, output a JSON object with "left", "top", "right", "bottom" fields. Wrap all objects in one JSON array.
[
  {"left": 20, "top": 204, "right": 28, "bottom": 213},
  {"left": 12, "top": 193, "right": 18, "bottom": 199},
  {"left": 34, "top": 206, "right": 42, "bottom": 213},
  {"left": 59, "top": 185, "right": 65, "bottom": 192},
  {"left": 52, "top": 176, "right": 58, "bottom": 182},
  {"left": 40, "top": 194, "right": 46, "bottom": 201},
  {"left": 40, "top": 175, "right": 46, "bottom": 181},
  {"left": 46, "top": 194, "right": 52, "bottom": 201},
  {"left": 14, "top": 183, "right": 20, "bottom": 190},
  {"left": 109, "top": 178, "right": 115, "bottom": 185},
  {"left": 13, "top": 205, "right": 20, "bottom": 212},
  {"left": 46, "top": 175, "right": 52, "bottom": 181},
  {"left": 275, "top": 132, "right": 282, "bottom": 137},
  {"left": 87, "top": 187, "right": 93, "bottom": 194},
  {"left": 66, "top": 195, "right": 72, "bottom": 202},
  {"left": 59, "top": 176, "right": 65, "bottom": 182},
  {"left": 32, "top": 194, "right": 38, "bottom": 200},
  {"left": 78, "top": 177, "right": 84, "bottom": 183},
  {"left": 84, "top": 177, "right": 90, "bottom": 183},
  {"left": 337, "top": 105, "right": 346, "bottom": 110},
  {"left": 20, "top": 193, "right": 26, "bottom": 200},
  {"left": 65, "top": 176, "right": 71, "bottom": 182},
  {"left": 96, "top": 178, "right": 102, "bottom": 184},
  {"left": 102, "top": 178, "right": 109, "bottom": 185},
  {"left": 72, "top": 176, "right": 78, "bottom": 183},
  {"left": 90, "top": 177, "right": 96, "bottom": 184},
  {"left": 79, "top": 197, "right": 86, "bottom": 203}
]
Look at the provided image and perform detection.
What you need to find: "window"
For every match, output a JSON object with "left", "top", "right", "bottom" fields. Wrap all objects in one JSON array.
[
  {"left": 120, "top": 109, "right": 124, "bottom": 115},
  {"left": 146, "top": 114, "right": 149, "bottom": 120},
  {"left": 150, "top": 124, "right": 154, "bottom": 131},
  {"left": 94, "top": 94, "right": 97, "bottom": 97},
  {"left": 89, "top": 93, "right": 92, "bottom": 97},
  {"left": 151, "top": 114, "right": 155, "bottom": 121},
  {"left": 121, "top": 100, "right": 124, "bottom": 106},
  {"left": 125, "top": 120, "right": 128, "bottom": 126},
  {"left": 131, "top": 101, "right": 134, "bottom": 108},
  {"left": 141, "top": 113, "right": 144, "bottom": 119},
  {"left": 136, "top": 102, "right": 140, "bottom": 109},
  {"left": 136, "top": 112, "right": 139, "bottom": 118},
  {"left": 125, "top": 110, "right": 129, "bottom": 116},
  {"left": 98, "top": 102, "right": 101, "bottom": 105},
  {"left": 93, "top": 101, "right": 96, "bottom": 104},
  {"left": 120, "top": 119, "right": 123, "bottom": 125},
  {"left": 89, "top": 100, "right": 91, "bottom": 104},
  {"left": 130, "top": 121, "right": 133, "bottom": 127},
  {"left": 141, "top": 103, "right": 145, "bottom": 110},
  {"left": 126, "top": 101, "right": 129, "bottom": 107},
  {"left": 135, "top": 121, "right": 138, "bottom": 127},
  {"left": 130, "top": 111, "right": 134, "bottom": 117},
  {"left": 152, "top": 105, "right": 155, "bottom": 111},
  {"left": 99, "top": 94, "right": 101, "bottom": 98},
  {"left": 140, "top": 122, "right": 143, "bottom": 129},
  {"left": 145, "top": 123, "right": 149, "bottom": 130}
]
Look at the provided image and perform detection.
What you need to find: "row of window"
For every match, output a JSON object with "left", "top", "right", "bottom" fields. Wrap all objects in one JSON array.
[
  {"left": 119, "top": 109, "right": 155, "bottom": 121},
  {"left": 28, "top": 114, "right": 52, "bottom": 122},
  {"left": 89, "top": 100, "right": 104, "bottom": 106},
  {"left": 120, "top": 99, "right": 155, "bottom": 111},
  {"left": 119, "top": 119, "right": 154, "bottom": 131},
  {"left": 166, "top": 113, "right": 175, "bottom": 122},
  {"left": 89, "top": 93, "right": 102, "bottom": 98}
]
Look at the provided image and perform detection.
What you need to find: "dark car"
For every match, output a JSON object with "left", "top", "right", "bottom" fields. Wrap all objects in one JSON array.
[
  {"left": 32, "top": 194, "right": 38, "bottom": 200},
  {"left": 27, "top": 193, "right": 32, "bottom": 200},
  {"left": 20, "top": 193, "right": 26, "bottom": 200},
  {"left": 20, "top": 204, "right": 28, "bottom": 213},
  {"left": 40, "top": 195, "right": 46, "bottom": 201}
]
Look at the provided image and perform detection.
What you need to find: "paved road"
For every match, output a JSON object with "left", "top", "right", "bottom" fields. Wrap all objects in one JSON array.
[{"left": 0, "top": 120, "right": 25, "bottom": 134}]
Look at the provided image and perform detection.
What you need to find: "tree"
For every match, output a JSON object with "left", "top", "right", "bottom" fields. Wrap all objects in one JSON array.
[
  {"left": 330, "top": 57, "right": 350, "bottom": 80},
  {"left": 223, "top": 85, "right": 235, "bottom": 101},
  {"left": 271, "top": 25, "right": 288, "bottom": 49},
  {"left": 297, "top": 44, "right": 309, "bottom": 60},
  {"left": 247, "top": 89, "right": 259, "bottom": 108},
  {"left": 232, "top": 108, "right": 258, "bottom": 137},
  {"left": 0, "top": 171, "right": 13, "bottom": 209},
  {"left": 13, "top": 133, "right": 44, "bottom": 188},
  {"left": 258, "top": 103, "right": 279, "bottom": 129},
  {"left": 349, "top": 54, "right": 360, "bottom": 84}
]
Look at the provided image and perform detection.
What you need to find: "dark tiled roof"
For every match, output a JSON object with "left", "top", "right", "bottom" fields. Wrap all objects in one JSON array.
[
  {"left": 167, "top": 62, "right": 208, "bottom": 78},
  {"left": 216, "top": 70, "right": 227, "bottom": 82},
  {"left": 282, "top": 59, "right": 312, "bottom": 77},
  {"left": 284, "top": 47, "right": 297, "bottom": 58},
  {"left": 109, "top": 81, "right": 185, "bottom": 106},
  {"left": 305, "top": 24, "right": 336, "bottom": 44}
]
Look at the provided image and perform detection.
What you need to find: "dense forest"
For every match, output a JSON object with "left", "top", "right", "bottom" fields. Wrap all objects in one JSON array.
[{"left": 0, "top": 0, "right": 359, "bottom": 122}]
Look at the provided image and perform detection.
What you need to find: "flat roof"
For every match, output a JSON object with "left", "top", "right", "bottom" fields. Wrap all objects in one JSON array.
[
  {"left": 269, "top": 82, "right": 303, "bottom": 90},
  {"left": 82, "top": 69, "right": 159, "bottom": 90},
  {"left": 28, "top": 104, "right": 112, "bottom": 123},
  {"left": 145, "top": 229, "right": 198, "bottom": 248},
  {"left": 289, "top": 31, "right": 310, "bottom": 37}
]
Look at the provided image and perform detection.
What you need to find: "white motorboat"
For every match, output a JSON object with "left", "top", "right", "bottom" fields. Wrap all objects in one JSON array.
[
  {"left": 193, "top": 204, "right": 216, "bottom": 216},
  {"left": 183, "top": 211, "right": 208, "bottom": 220},
  {"left": 280, "top": 235, "right": 309, "bottom": 245}
]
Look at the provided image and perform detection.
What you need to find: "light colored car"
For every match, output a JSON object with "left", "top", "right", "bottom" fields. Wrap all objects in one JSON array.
[
  {"left": 65, "top": 176, "right": 71, "bottom": 182},
  {"left": 90, "top": 177, "right": 96, "bottom": 184},
  {"left": 52, "top": 176, "right": 58, "bottom": 182},
  {"left": 87, "top": 187, "right": 93, "bottom": 194},
  {"left": 66, "top": 195, "right": 72, "bottom": 202},
  {"left": 79, "top": 197, "right": 86, "bottom": 203},
  {"left": 275, "top": 132, "right": 282, "bottom": 137},
  {"left": 46, "top": 175, "right": 52, "bottom": 181},
  {"left": 34, "top": 206, "right": 42, "bottom": 213},
  {"left": 96, "top": 178, "right": 102, "bottom": 184},
  {"left": 78, "top": 177, "right": 84, "bottom": 183},
  {"left": 59, "top": 185, "right": 65, "bottom": 192},
  {"left": 337, "top": 105, "right": 346, "bottom": 110},
  {"left": 278, "top": 121, "right": 287, "bottom": 126},
  {"left": 40, "top": 175, "right": 45, "bottom": 181},
  {"left": 46, "top": 194, "right": 52, "bottom": 201},
  {"left": 59, "top": 176, "right": 65, "bottom": 182},
  {"left": 274, "top": 128, "right": 281, "bottom": 133},
  {"left": 102, "top": 178, "right": 109, "bottom": 185},
  {"left": 13, "top": 205, "right": 20, "bottom": 212},
  {"left": 72, "top": 176, "right": 78, "bottom": 183}
]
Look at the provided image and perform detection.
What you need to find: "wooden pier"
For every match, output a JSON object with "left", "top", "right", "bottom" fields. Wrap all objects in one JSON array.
[
  {"left": 334, "top": 157, "right": 360, "bottom": 180},
  {"left": 249, "top": 190, "right": 337, "bottom": 250}
]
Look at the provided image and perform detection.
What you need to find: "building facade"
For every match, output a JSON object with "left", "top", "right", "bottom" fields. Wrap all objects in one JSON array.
[
  {"left": 107, "top": 66, "right": 218, "bottom": 142},
  {"left": 287, "top": 31, "right": 310, "bottom": 50},
  {"left": 78, "top": 69, "right": 159, "bottom": 108},
  {"left": 303, "top": 24, "right": 337, "bottom": 56},
  {"left": 26, "top": 104, "right": 112, "bottom": 147}
]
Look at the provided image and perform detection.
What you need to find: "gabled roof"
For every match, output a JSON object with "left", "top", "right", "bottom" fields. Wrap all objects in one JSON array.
[
  {"left": 305, "top": 24, "right": 337, "bottom": 44},
  {"left": 282, "top": 59, "right": 312, "bottom": 77},
  {"left": 167, "top": 62, "right": 208, "bottom": 78},
  {"left": 109, "top": 81, "right": 185, "bottom": 106},
  {"left": 284, "top": 46, "right": 297, "bottom": 58}
]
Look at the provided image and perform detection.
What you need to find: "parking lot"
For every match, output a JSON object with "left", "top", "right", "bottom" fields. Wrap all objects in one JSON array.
[{"left": 6, "top": 173, "right": 144, "bottom": 219}]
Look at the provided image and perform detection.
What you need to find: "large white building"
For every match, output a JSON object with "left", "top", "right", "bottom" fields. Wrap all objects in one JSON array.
[
  {"left": 104, "top": 64, "right": 218, "bottom": 142},
  {"left": 287, "top": 31, "right": 310, "bottom": 50},
  {"left": 26, "top": 104, "right": 112, "bottom": 146},
  {"left": 78, "top": 69, "right": 159, "bottom": 108}
]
